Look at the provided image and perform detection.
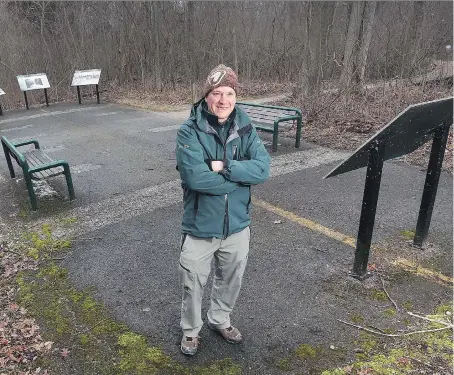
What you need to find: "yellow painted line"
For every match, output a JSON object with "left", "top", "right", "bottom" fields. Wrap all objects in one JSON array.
[
  {"left": 252, "top": 197, "right": 453, "bottom": 286},
  {"left": 391, "top": 258, "right": 453, "bottom": 286},
  {"left": 252, "top": 197, "right": 357, "bottom": 248}
]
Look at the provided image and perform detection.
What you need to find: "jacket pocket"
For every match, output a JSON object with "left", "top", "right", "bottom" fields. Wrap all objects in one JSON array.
[{"left": 246, "top": 186, "right": 252, "bottom": 214}]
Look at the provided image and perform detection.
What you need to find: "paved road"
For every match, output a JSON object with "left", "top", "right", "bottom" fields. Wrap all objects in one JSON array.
[{"left": 0, "top": 102, "right": 451, "bottom": 374}]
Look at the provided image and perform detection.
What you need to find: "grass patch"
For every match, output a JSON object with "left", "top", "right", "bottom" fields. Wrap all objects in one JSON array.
[
  {"left": 350, "top": 314, "right": 364, "bottom": 324},
  {"left": 383, "top": 308, "right": 397, "bottom": 317},
  {"left": 399, "top": 230, "right": 415, "bottom": 241},
  {"left": 369, "top": 289, "right": 388, "bottom": 301}
]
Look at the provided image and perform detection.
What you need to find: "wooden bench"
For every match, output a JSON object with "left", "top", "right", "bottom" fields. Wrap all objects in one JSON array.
[
  {"left": 237, "top": 102, "right": 303, "bottom": 152},
  {"left": 1, "top": 136, "right": 75, "bottom": 210}
]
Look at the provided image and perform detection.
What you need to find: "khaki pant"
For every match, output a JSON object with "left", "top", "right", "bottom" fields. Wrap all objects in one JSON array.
[{"left": 179, "top": 227, "right": 250, "bottom": 337}]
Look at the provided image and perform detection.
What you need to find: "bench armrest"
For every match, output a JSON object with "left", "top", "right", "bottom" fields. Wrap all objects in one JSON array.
[
  {"left": 29, "top": 160, "right": 70, "bottom": 174},
  {"left": 14, "top": 139, "right": 40, "bottom": 149},
  {"left": 274, "top": 114, "right": 301, "bottom": 124}
]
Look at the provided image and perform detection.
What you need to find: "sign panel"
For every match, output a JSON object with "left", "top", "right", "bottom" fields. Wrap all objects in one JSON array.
[
  {"left": 325, "top": 97, "right": 453, "bottom": 178},
  {"left": 17, "top": 73, "right": 50, "bottom": 91},
  {"left": 71, "top": 69, "right": 101, "bottom": 86},
  {"left": 0, "top": 88, "right": 5, "bottom": 95}
]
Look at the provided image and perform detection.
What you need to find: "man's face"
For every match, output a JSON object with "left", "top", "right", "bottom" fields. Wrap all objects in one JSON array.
[{"left": 205, "top": 86, "right": 236, "bottom": 123}]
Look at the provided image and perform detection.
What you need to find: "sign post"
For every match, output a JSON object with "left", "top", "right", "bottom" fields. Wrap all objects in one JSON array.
[
  {"left": 71, "top": 69, "right": 101, "bottom": 104},
  {"left": 0, "top": 88, "right": 5, "bottom": 115},
  {"left": 325, "top": 97, "right": 453, "bottom": 279},
  {"left": 413, "top": 124, "right": 451, "bottom": 246},
  {"left": 17, "top": 74, "right": 51, "bottom": 109}
]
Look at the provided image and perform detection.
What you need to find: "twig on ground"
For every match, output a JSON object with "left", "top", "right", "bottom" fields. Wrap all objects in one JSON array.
[
  {"left": 337, "top": 319, "right": 452, "bottom": 337},
  {"left": 312, "top": 246, "right": 328, "bottom": 253},
  {"left": 408, "top": 357, "right": 436, "bottom": 370},
  {"left": 378, "top": 273, "right": 400, "bottom": 312},
  {"left": 367, "top": 325, "right": 387, "bottom": 334},
  {"left": 72, "top": 237, "right": 102, "bottom": 242},
  {"left": 407, "top": 311, "right": 454, "bottom": 328},
  {"left": 52, "top": 252, "right": 72, "bottom": 261}
]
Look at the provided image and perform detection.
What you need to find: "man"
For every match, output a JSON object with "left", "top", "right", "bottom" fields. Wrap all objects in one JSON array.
[{"left": 176, "top": 64, "right": 270, "bottom": 355}]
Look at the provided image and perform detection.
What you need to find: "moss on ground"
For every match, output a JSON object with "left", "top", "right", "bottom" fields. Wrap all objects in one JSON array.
[{"left": 399, "top": 230, "right": 415, "bottom": 241}]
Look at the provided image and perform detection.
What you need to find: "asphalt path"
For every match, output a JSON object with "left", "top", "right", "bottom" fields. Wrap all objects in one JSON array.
[{"left": 0, "top": 101, "right": 451, "bottom": 374}]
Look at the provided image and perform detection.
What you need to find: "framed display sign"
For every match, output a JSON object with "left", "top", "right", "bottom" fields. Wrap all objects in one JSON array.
[
  {"left": 17, "top": 73, "right": 50, "bottom": 91},
  {"left": 71, "top": 69, "right": 101, "bottom": 86}
]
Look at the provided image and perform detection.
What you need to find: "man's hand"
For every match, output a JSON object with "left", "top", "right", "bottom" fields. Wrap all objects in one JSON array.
[{"left": 211, "top": 160, "right": 224, "bottom": 172}]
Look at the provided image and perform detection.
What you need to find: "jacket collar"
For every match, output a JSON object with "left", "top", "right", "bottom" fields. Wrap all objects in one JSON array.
[{"left": 189, "top": 98, "right": 250, "bottom": 135}]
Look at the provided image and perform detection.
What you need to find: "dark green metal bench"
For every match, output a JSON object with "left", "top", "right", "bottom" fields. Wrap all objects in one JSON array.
[
  {"left": 237, "top": 102, "right": 303, "bottom": 152},
  {"left": 1, "top": 135, "right": 75, "bottom": 210}
]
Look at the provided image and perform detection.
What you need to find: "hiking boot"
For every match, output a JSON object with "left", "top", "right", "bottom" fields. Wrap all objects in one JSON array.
[
  {"left": 207, "top": 321, "right": 243, "bottom": 344},
  {"left": 181, "top": 336, "right": 199, "bottom": 355}
]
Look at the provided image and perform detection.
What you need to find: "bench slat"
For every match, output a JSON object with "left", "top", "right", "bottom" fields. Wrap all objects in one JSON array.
[
  {"left": 24, "top": 149, "right": 64, "bottom": 180},
  {"left": 245, "top": 110, "right": 294, "bottom": 120},
  {"left": 238, "top": 105, "right": 297, "bottom": 118}
]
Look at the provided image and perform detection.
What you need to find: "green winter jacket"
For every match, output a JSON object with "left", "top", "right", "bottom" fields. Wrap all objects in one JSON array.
[{"left": 176, "top": 99, "right": 271, "bottom": 239}]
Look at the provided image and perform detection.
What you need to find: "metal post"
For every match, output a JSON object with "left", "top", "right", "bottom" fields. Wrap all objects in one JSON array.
[
  {"left": 413, "top": 124, "right": 450, "bottom": 247},
  {"left": 24, "top": 92, "right": 29, "bottom": 110},
  {"left": 96, "top": 84, "right": 100, "bottom": 104},
  {"left": 77, "top": 86, "right": 82, "bottom": 104},
  {"left": 44, "top": 88, "right": 49, "bottom": 107},
  {"left": 295, "top": 116, "right": 302, "bottom": 149},
  {"left": 272, "top": 120, "right": 279, "bottom": 152},
  {"left": 351, "top": 141, "right": 385, "bottom": 279}
]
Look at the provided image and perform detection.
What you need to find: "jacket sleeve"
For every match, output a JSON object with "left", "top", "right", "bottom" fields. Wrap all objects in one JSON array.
[
  {"left": 176, "top": 124, "right": 239, "bottom": 195},
  {"left": 222, "top": 127, "right": 271, "bottom": 185}
]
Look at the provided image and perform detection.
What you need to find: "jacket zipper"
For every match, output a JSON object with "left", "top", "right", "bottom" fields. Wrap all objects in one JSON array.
[{"left": 222, "top": 138, "right": 229, "bottom": 239}]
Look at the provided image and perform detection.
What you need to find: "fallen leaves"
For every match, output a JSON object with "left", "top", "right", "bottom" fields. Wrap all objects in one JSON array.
[{"left": 0, "top": 241, "right": 51, "bottom": 374}]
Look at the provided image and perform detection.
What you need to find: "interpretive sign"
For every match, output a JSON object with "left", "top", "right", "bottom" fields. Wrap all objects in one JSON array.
[
  {"left": 17, "top": 73, "right": 50, "bottom": 92},
  {"left": 325, "top": 97, "right": 453, "bottom": 178},
  {"left": 71, "top": 69, "right": 101, "bottom": 86},
  {"left": 325, "top": 97, "right": 453, "bottom": 279},
  {"left": 71, "top": 69, "right": 101, "bottom": 104}
]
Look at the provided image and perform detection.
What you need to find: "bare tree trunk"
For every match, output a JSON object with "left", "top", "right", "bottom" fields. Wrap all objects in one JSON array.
[
  {"left": 232, "top": 25, "right": 239, "bottom": 74},
  {"left": 294, "top": 2, "right": 310, "bottom": 100},
  {"left": 152, "top": 1, "right": 161, "bottom": 90},
  {"left": 339, "top": 1, "right": 365, "bottom": 88},
  {"left": 408, "top": 1, "right": 426, "bottom": 76},
  {"left": 357, "top": 1, "right": 377, "bottom": 86}
]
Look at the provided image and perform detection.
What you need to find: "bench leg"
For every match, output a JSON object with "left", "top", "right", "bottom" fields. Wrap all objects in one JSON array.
[
  {"left": 295, "top": 117, "right": 302, "bottom": 149},
  {"left": 63, "top": 164, "right": 75, "bottom": 201},
  {"left": 272, "top": 121, "right": 279, "bottom": 152},
  {"left": 24, "top": 175, "right": 38, "bottom": 211},
  {"left": 2, "top": 143, "right": 15, "bottom": 178}
]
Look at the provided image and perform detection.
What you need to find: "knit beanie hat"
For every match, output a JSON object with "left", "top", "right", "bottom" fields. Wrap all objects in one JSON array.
[{"left": 203, "top": 64, "right": 238, "bottom": 97}]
